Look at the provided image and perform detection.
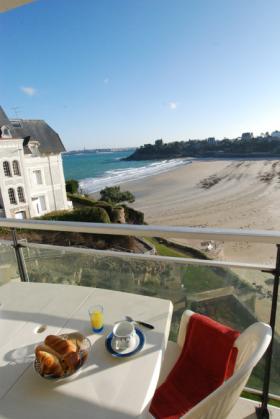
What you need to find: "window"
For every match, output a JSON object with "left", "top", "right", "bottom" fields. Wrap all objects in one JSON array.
[
  {"left": 15, "top": 211, "right": 26, "bottom": 219},
  {"left": 39, "top": 196, "right": 46, "bottom": 211},
  {"left": 3, "top": 161, "right": 11, "bottom": 177},
  {"left": 8, "top": 188, "right": 17, "bottom": 205},
  {"left": 17, "top": 187, "right": 25, "bottom": 203},
  {"left": 33, "top": 170, "right": 43, "bottom": 185},
  {"left": 13, "top": 160, "right": 21, "bottom": 176},
  {"left": 29, "top": 141, "right": 40, "bottom": 156},
  {"left": 32, "top": 195, "right": 46, "bottom": 214}
]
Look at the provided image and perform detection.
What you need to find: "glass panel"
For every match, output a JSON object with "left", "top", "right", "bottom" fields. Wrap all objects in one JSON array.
[
  {"left": 39, "top": 196, "right": 46, "bottom": 211},
  {"left": 0, "top": 241, "right": 19, "bottom": 285},
  {"left": 21, "top": 243, "right": 278, "bottom": 395},
  {"left": 8, "top": 188, "right": 17, "bottom": 205},
  {"left": 3, "top": 161, "right": 11, "bottom": 177},
  {"left": 17, "top": 187, "right": 25, "bottom": 203},
  {"left": 12, "top": 160, "right": 21, "bottom": 176},
  {"left": 33, "top": 170, "right": 43, "bottom": 185}
]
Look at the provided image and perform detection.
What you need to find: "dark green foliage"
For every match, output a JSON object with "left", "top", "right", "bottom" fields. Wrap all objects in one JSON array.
[
  {"left": 100, "top": 186, "right": 135, "bottom": 204},
  {"left": 123, "top": 205, "right": 144, "bottom": 224},
  {"left": 67, "top": 194, "right": 116, "bottom": 219},
  {"left": 66, "top": 179, "right": 79, "bottom": 194},
  {"left": 66, "top": 193, "right": 143, "bottom": 224},
  {"left": 125, "top": 136, "right": 280, "bottom": 160},
  {"left": 67, "top": 193, "right": 97, "bottom": 206},
  {"left": 39, "top": 207, "right": 111, "bottom": 223}
]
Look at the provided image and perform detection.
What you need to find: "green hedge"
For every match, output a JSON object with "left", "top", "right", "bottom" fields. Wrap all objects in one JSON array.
[
  {"left": 67, "top": 194, "right": 119, "bottom": 221},
  {"left": 39, "top": 207, "right": 111, "bottom": 223},
  {"left": 123, "top": 205, "right": 144, "bottom": 224},
  {"left": 66, "top": 194, "right": 144, "bottom": 224},
  {"left": 67, "top": 193, "right": 97, "bottom": 207}
]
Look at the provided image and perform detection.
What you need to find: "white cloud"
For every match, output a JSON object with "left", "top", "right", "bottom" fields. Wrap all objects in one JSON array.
[
  {"left": 20, "top": 86, "right": 37, "bottom": 96},
  {"left": 168, "top": 101, "right": 178, "bottom": 110},
  {"left": 103, "top": 78, "right": 109, "bottom": 84}
]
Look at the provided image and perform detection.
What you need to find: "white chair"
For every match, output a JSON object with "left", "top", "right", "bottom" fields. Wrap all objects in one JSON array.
[{"left": 149, "top": 310, "right": 272, "bottom": 419}]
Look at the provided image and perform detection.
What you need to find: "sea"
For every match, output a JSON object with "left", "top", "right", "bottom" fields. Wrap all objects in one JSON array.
[{"left": 62, "top": 150, "right": 190, "bottom": 194}]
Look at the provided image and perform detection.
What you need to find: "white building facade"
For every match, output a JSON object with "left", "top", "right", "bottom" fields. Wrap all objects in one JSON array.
[{"left": 0, "top": 107, "right": 71, "bottom": 219}]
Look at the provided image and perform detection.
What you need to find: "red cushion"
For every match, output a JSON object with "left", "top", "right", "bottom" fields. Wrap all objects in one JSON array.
[{"left": 150, "top": 313, "right": 240, "bottom": 419}]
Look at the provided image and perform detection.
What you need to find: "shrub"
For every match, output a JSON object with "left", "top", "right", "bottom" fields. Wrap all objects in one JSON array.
[
  {"left": 66, "top": 194, "right": 119, "bottom": 222},
  {"left": 66, "top": 179, "right": 79, "bottom": 194},
  {"left": 67, "top": 193, "right": 97, "bottom": 207},
  {"left": 39, "top": 207, "right": 111, "bottom": 223},
  {"left": 100, "top": 186, "right": 135, "bottom": 204},
  {"left": 123, "top": 205, "right": 144, "bottom": 224}
]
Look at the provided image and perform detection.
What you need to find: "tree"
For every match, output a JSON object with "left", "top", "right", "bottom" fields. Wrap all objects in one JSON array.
[
  {"left": 100, "top": 186, "right": 135, "bottom": 204},
  {"left": 66, "top": 179, "right": 79, "bottom": 194}
]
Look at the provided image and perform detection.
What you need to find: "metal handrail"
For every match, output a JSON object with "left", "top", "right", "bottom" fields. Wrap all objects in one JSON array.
[{"left": 1, "top": 218, "right": 280, "bottom": 244}]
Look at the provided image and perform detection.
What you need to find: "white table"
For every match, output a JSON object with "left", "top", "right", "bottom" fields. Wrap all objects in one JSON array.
[{"left": 0, "top": 282, "right": 173, "bottom": 419}]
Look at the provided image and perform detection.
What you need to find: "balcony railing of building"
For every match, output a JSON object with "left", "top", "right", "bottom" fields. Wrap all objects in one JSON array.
[{"left": 0, "top": 218, "right": 280, "bottom": 418}]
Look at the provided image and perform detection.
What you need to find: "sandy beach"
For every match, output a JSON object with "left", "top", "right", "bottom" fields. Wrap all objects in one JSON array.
[{"left": 117, "top": 159, "right": 280, "bottom": 270}]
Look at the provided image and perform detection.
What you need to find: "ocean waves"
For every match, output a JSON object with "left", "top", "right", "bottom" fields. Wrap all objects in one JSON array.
[{"left": 79, "top": 158, "right": 191, "bottom": 194}]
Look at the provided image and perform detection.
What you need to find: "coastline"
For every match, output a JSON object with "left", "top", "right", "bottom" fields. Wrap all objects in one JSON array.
[
  {"left": 106, "top": 158, "right": 280, "bottom": 301},
  {"left": 93, "top": 158, "right": 280, "bottom": 266}
]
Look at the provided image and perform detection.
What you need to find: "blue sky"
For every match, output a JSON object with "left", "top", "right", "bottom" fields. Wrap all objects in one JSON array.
[{"left": 1, "top": 0, "right": 280, "bottom": 150}]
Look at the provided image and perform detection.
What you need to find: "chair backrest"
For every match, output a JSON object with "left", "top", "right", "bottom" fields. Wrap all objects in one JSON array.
[{"left": 177, "top": 310, "right": 272, "bottom": 419}]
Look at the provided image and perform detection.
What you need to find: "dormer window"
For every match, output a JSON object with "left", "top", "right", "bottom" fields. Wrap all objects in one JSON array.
[
  {"left": 28, "top": 140, "right": 40, "bottom": 156},
  {"left": 1, "top": 125, "right": 12, "bottom": 139}
]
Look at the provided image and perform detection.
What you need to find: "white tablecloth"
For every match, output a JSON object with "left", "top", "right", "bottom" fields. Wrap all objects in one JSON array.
[{"left": 0, "top": 282, "right": 173, "bottom": 418}]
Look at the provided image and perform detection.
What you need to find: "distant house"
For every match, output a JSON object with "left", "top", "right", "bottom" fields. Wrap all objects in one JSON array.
[
  {"left": 207, "top": 137, "right": 216, "bottom": 145},
  {"left": 271, "top": 131, "right": 280, "bottom": 139},
  {"left": 0, "top": 106, "right": 71, "bottom": 219},
  {"left": 155, "top": 139, "right": 163, "bottom": 146},
  {"left": 241, "top": 132, "right": 254, "bottom": 141}
]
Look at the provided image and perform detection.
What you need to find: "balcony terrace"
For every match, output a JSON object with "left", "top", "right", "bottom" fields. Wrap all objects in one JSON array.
[{"left": 0, "top": 218, "right": 280, "bottom": 418}]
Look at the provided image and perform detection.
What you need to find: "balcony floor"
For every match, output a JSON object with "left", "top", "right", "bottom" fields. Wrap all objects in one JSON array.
[{"left": 228, "top": 398, "right": 280, "bottom": 418}]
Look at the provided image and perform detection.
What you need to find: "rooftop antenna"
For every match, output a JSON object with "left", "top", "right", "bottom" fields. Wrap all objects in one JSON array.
[{"left": 11, "top": 106, "right": 22, "bottom": 119}]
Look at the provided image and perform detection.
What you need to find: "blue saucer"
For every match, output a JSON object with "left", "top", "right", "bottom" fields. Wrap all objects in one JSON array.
[{"left": 105, "top": 327, "right": 145, "bottom": 358}]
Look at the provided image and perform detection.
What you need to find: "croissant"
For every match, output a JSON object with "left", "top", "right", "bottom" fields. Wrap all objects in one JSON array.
[
  {"left": 35, "top": 346, "right": 64, "bottom": 377},
  {"left": 35, "top": 335, "right": 82, "bottom": 377},
  {"left": 64, "top": 351, "right": 81, "bottom": 371},
  {"left": 44, "top": 335, "right": 77, "bottom": 357}
]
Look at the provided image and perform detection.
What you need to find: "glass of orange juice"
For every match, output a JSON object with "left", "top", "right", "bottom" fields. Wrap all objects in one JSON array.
[{"left": 89, "top": 305, "right": 104, "bottom": 333}]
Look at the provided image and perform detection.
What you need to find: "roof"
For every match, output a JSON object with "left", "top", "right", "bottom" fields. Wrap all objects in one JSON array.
[
  {"left": 0, "top": 106, "right": 12, "bottom": 127},
  {"left": 11, "top": 120, "right": 66, "bottom": 154},
  {"left": 0, "top": 105, "right": 65, "bottom": 154}
]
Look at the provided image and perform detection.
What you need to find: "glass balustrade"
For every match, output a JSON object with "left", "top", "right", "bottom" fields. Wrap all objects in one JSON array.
[
  {"left": 15, "top": 241, "right": 277, "bottom": 396},
  {"left": 0, "top": 240, "right": 19, "bottom": 285},
  {"left": 0, "top": 218, "right": 279, "bottom": 409}
]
